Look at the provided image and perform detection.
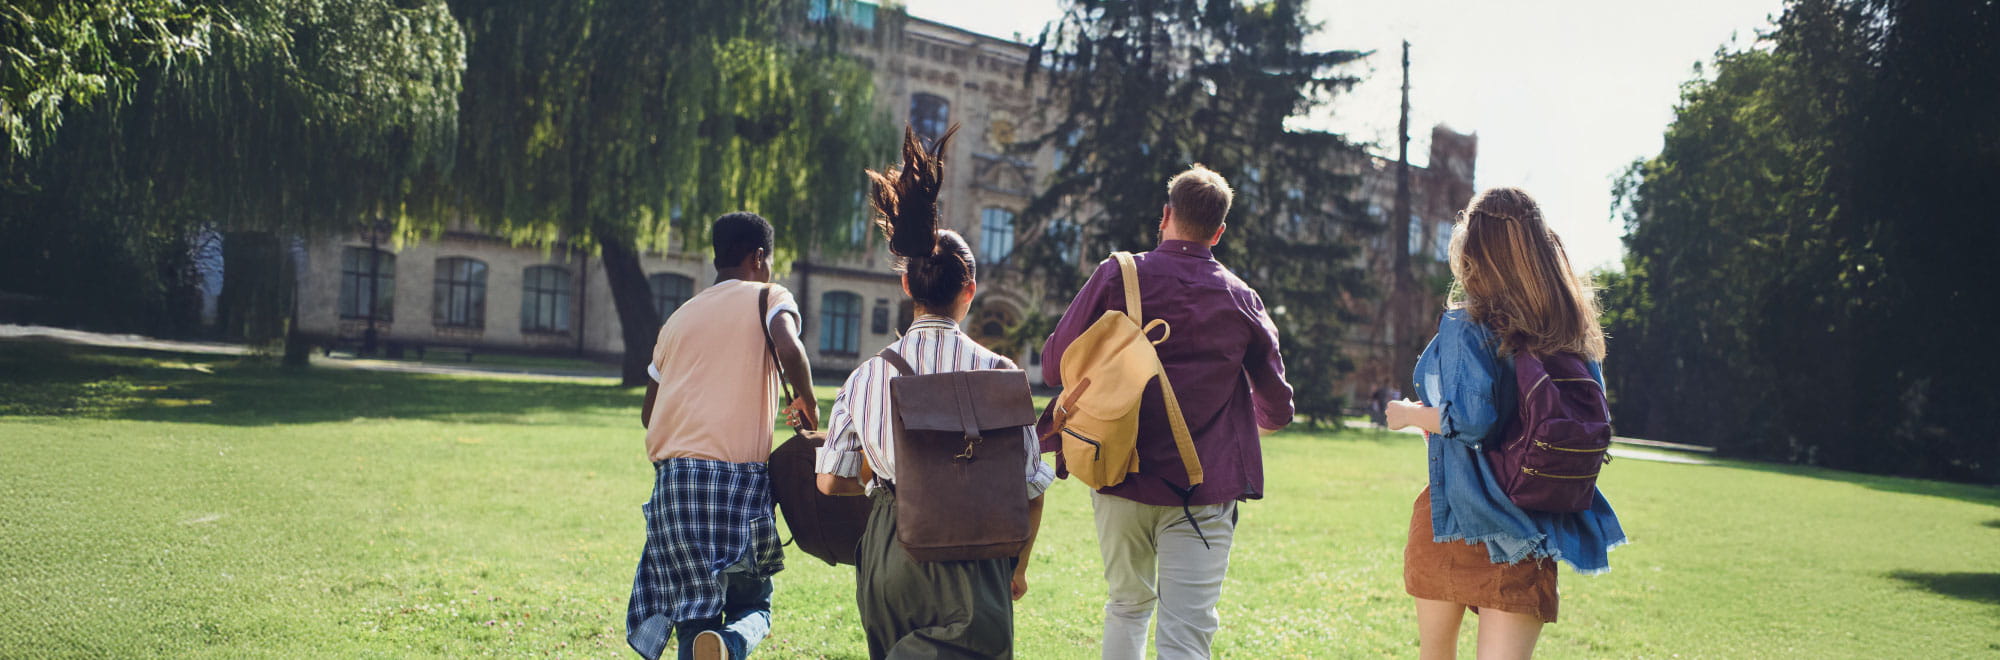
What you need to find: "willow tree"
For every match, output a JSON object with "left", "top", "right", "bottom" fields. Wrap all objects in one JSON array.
[
  {"left": 448, "top": 0, "right": 889, "bottom": 385},
  {"left": 1017, "top": 0, "right": 1373, "bottom": 423},
  {"left": 0, "top": 0, "right": 464, "bottom": 356}
]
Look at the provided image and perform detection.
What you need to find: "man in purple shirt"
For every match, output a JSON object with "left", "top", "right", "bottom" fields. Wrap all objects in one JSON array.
[{"left": 1041, "top": 165, "right": 1294, "bottom": 659}]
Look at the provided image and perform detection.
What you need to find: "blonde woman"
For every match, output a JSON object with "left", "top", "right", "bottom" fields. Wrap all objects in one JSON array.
[{"left": 1387, "top": 187, "right": 1627, "bottom": 660}]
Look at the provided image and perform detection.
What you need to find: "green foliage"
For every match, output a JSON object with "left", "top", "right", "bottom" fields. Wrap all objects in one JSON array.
[
  {"left": 7, "top": 341, "right": 2000, "bottom": 657},
  {"left": 0, "top": 0, "right": 465, "bottom": 343},
  {"left": 0, "top": 0, "right": 223, "bottom": 155},
  {"left": 1018, "top": 0, "right": 1372, "bottom": 423},
  {"left": 446, "top": 0, "right": 892, "bottom": 384},
  {"left": 1607, "top": 0, "right": 2000, "bottom": 482}
]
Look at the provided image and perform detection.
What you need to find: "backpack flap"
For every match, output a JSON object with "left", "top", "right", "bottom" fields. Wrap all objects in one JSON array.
[{"left": 891, "top": 370, "right": 1036, "bottom": 448}]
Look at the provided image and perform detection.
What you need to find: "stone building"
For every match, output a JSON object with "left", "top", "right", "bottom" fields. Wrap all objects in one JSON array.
[{"left": 294, "top": 3, "right": 1475, "bottom": 400}]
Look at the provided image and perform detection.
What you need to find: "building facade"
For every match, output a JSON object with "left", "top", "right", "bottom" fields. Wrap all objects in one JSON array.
[{"left": 294, "top": 4, "right": 1475, "bottom": 400}]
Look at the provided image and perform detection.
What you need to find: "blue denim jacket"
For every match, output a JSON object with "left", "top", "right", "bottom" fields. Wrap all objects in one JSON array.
[{"left": 1413, "top": 310, "right": 1627, "bottom": 574}]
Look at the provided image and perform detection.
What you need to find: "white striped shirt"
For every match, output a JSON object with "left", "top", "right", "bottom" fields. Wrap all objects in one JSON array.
[{"left": 815, "top": 315, "right": 1055, "bottom": 499}]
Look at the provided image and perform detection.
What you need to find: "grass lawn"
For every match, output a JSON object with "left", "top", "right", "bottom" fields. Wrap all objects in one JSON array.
[{"left": 2, "top": 341, "right": 1997, "bottom": 658}]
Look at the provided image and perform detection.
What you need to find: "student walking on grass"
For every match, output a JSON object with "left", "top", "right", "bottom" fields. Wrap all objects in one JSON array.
[
  {"left": 1387, "top": 187, "right": 1627, "bottom": 660},
  {"left": 628, "top": 212, "right": 819, "bottom": 660},
  {"left": 1041, "top": 165, "right": 1294, "bottom": 660},
  {"left": 814, "top": 124, "right": 1054, "bottom": 659}
]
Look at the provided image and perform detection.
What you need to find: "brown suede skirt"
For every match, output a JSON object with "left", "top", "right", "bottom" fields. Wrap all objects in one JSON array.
[{"left": 1403, "top": 488, "right": 1559, "bottom": 623}]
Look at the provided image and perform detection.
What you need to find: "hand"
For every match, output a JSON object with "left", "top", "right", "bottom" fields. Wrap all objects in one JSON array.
[
  {"left": 1258, "top": 426, "right": 1280, "bottom": 437},
  {"left": 1010, "top": 567, "right": 1029, "bottom": 601},
  {"left": 784, "top": 395, "right": 819, "bottom": 430},
  {"left": 1385, "top": 399, "right": 1423, "bottom": 431}
]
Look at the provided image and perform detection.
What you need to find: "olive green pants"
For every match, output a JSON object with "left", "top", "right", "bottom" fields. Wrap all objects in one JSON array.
[{"left": 856, "top": 489, "right": 1016, "bottom": 660}]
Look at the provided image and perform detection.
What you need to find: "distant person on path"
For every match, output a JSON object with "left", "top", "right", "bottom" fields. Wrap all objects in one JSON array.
[
  {"left": 628, "top": 212, "right": 818, "bottom": 660},
  {"left": 1387, "top": 187, "right": 1626, "bottom": 660},
  {"left": 1040, "top": 165, "right": 1294, "bottom": 659},
  {"left": 814, "top": 124, "right": 1054, "bottom": 659}
]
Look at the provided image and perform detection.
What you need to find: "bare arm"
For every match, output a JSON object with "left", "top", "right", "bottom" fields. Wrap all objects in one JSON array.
[
  {"left": 1386, "top": 400, "right": 1441, "bottom": 435},
  {"left": 767, "top": 311, "right": 819, "bottom": 430},
  {"left": 817, "top": 472, "right": 864, "bottom": 496},
  {"left": 1011, "top": 494, "right": 1045, "bottom": 601},
  {"left": 641, "top": 381, "right": 658, "bottom": 428}
]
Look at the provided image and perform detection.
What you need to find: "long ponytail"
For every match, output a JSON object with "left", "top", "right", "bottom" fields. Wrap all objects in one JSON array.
[{"left": 865, "top": 124, "right": 975, "bottom": 310}]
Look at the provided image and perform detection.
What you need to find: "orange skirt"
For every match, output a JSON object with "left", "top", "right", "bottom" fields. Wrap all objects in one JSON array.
[{"left": 1403, "top": 488, "right": 1559, "bottom": 623}]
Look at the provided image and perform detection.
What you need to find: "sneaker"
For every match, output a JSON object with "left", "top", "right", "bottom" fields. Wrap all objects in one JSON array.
[{"left": 692, "top": 630, "right": 731, "bottom": 660}]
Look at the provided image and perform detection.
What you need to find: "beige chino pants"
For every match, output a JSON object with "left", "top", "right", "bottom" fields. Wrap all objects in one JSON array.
[{"left": 1092, "top": 490, "right": 1238, "bottom": 660}]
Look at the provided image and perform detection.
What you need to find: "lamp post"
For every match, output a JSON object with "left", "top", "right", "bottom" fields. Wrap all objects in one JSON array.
[{"left": 358, "top": 218, "right": 393, "bottom": 355}]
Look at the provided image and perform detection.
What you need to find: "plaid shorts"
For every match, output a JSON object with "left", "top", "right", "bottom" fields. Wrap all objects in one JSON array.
[{"left": 627, "top": 458, "right": 784, "bottom": 652}]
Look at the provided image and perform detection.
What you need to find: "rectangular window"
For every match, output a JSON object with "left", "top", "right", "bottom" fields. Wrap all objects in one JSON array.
[
  {"left": 649, "top": 273, "right": 695, "bottom": 320},
  {"left": 819, "top": 291, "right": 862, "bottom": 356},
  {"left": 339, "top": 247, "right": 395, "bottom": 321},
  {"left": 521, "top": 266, "right": 572, "bottom": 333},
  {"left": 433, "top": 257, "right": 487, "bottom": 329},
  {"left": 980, "top": 207, "right": 1016, "bottom": 264}
]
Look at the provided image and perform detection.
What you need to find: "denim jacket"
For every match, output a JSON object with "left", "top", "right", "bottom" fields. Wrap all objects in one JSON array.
[{"left": 1413, "top": 310, "right": 1627, "bottom": 574}]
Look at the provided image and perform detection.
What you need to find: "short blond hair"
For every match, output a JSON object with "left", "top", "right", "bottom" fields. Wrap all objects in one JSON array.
[{"left": 1167, "top": 164, "right": 1233, "bottom": 236}]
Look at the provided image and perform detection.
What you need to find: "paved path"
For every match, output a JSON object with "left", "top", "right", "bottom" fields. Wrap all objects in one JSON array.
[
  {"left": 1341, "top": 419, "right": 1713, "bottom": 465},
  {"left": 0, "top": 324, "right": 618, "bottom": 382}
]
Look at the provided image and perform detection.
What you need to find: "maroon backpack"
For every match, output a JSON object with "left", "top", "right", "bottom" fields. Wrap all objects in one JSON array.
[{"left": 1485, "top": 351, "right": 1612, "bottom": 513}]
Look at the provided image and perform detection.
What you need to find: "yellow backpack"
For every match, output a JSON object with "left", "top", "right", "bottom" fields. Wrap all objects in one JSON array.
[{"left": 1045, "top": 252, "right": 1202, "bottom": 491}]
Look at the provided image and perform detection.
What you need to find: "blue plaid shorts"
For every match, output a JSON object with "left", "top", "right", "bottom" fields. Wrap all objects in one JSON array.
[{"left": 627, "top": 458, "right": 784, "bottom": 656}]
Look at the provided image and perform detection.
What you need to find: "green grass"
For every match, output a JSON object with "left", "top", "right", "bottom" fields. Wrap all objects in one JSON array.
[{"left": 3, "top": 341, "right": 1997, "bottom": 658}]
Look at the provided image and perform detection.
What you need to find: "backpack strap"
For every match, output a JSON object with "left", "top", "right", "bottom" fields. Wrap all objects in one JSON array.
[
  {"left": 876, "top": 347, "right": 917, "bottom": 376},
  {"left": 1110, "top": 251, "right": 1202, "bottom": 487},
  {"left": 1114, "top": 251, "right": 1143, "bottom": 323},
  {"left": 1158, "top": 368, "right": 1203, "bottom": 487}
]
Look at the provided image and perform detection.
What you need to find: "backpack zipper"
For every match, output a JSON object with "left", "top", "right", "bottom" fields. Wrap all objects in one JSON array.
[
  {"left": 1533, "top": 439, "right": 1607, "bottom": 453},
  {"left": 1063, "top": 428, "right": 1102, "bottom": 460},
  {"left": 1522, "top": 466, "right": 1598, "bottom": 480}
]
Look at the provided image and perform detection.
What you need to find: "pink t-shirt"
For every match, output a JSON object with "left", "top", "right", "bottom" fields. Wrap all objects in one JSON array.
[{"left": 644, "top": 279, "right": 798, "bottom": 463}]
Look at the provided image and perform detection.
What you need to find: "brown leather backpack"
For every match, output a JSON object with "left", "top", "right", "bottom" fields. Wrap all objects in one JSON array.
[
  {"left": 760, "top": 287, "right": 872, "bottom": 566},
  {"left": 878, "top": 347, "right": 1037, "bottom": 562}
]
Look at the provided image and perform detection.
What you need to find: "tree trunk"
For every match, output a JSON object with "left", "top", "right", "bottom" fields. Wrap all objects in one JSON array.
[{"left": 599, "top": 234, "right": 661, "bottom": 387}]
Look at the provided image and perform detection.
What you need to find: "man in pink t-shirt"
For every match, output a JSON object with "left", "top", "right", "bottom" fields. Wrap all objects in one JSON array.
[{"left": 628, "top": 212, "right": 817, "bottom": 660}]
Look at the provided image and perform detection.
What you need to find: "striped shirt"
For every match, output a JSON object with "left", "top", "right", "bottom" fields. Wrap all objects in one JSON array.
[{"left": 815, "top": 315, "right": 1055, "bottom": 499}]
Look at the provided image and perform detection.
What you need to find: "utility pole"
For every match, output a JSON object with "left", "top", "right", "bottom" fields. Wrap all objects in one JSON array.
[
  {"left": 362, "top": 217, "right": 389, "bottom": 355},
  {"left": 1393, "top": 40, "right": 1413, "bottom": 294}
]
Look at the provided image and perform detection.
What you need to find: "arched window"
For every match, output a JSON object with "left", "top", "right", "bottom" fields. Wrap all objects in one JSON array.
[
  {"left": 339, "top": 247, "right": 395, "bottom": 321},
  {"left": 433, "top": 257, "right": 487, "bottom": 329},
  {"left": 649, "top": 273, "right": 695, "bottom": 320},
  {"left": 909, "top": 93, "right": 950, "bottom": 143},
  {"left": 521, "top": 266, "right": 572, "bottom": 333},
  {"left": 980, "top": 207, "right": 1015, "bottom": 264},
  {"left": 820, "top": 291, "right": 862, "bottom": 356}
]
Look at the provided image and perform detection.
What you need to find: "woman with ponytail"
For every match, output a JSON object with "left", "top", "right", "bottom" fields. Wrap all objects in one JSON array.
[
  {"left": 1387, "top": 188, "right": 1627, "bottom": 659},
  {"left": 814, "top": 125, "right": 1054, "bottom": 659}
]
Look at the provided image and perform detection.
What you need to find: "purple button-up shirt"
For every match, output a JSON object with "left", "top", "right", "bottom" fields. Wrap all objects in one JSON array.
[{"left": 1040, "top": 240, "right": 1295, "bottom": 506}]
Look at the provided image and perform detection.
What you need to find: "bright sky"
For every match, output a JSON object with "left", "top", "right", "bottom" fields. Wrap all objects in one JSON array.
[{"left": 902, "top": 0, "right": 1786, "bottom": 271}]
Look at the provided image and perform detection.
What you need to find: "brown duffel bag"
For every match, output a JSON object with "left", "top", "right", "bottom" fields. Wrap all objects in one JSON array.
[
  {"left": 878, "top": 347, "right": 1035, "bottom": 562},
  {"left": 758, "top": 286, "right": 871, "bottom": 566}
]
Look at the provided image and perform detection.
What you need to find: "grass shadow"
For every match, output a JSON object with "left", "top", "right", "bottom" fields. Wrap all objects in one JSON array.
[
  {"left": 1888, "top": 571, "right": 2000, "bottom": 609},
  {"left": 0, "top": 340, "right": 635, "bottom": 427},
  {"left": 1704, "top": 458, "right": 2000, "bottom": 508},
  {"left": 1986, "top": 519, "right": 2000, "bottom": 530}
]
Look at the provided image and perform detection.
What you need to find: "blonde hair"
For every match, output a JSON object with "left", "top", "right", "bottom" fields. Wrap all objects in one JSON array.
[
  {"left": 1447, "top": 187, "right": 1606, "bottom": 360},
  {"left": 1166, "top": 164, "right": 1233, "bottom": 236}
]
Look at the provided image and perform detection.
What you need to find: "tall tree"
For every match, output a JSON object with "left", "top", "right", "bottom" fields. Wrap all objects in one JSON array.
[
  {"left": 1017, "top": 0, "right": 1372, "bottom": 423},
  {"left": 447, "top": 0, "right": 890, "bottom": 386},
  {"left": 1608, "top": 0, "right": 1998, "bottom": 482},
  {"left": 0, "top": 0, "right": 465, "bottom": 355}
]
